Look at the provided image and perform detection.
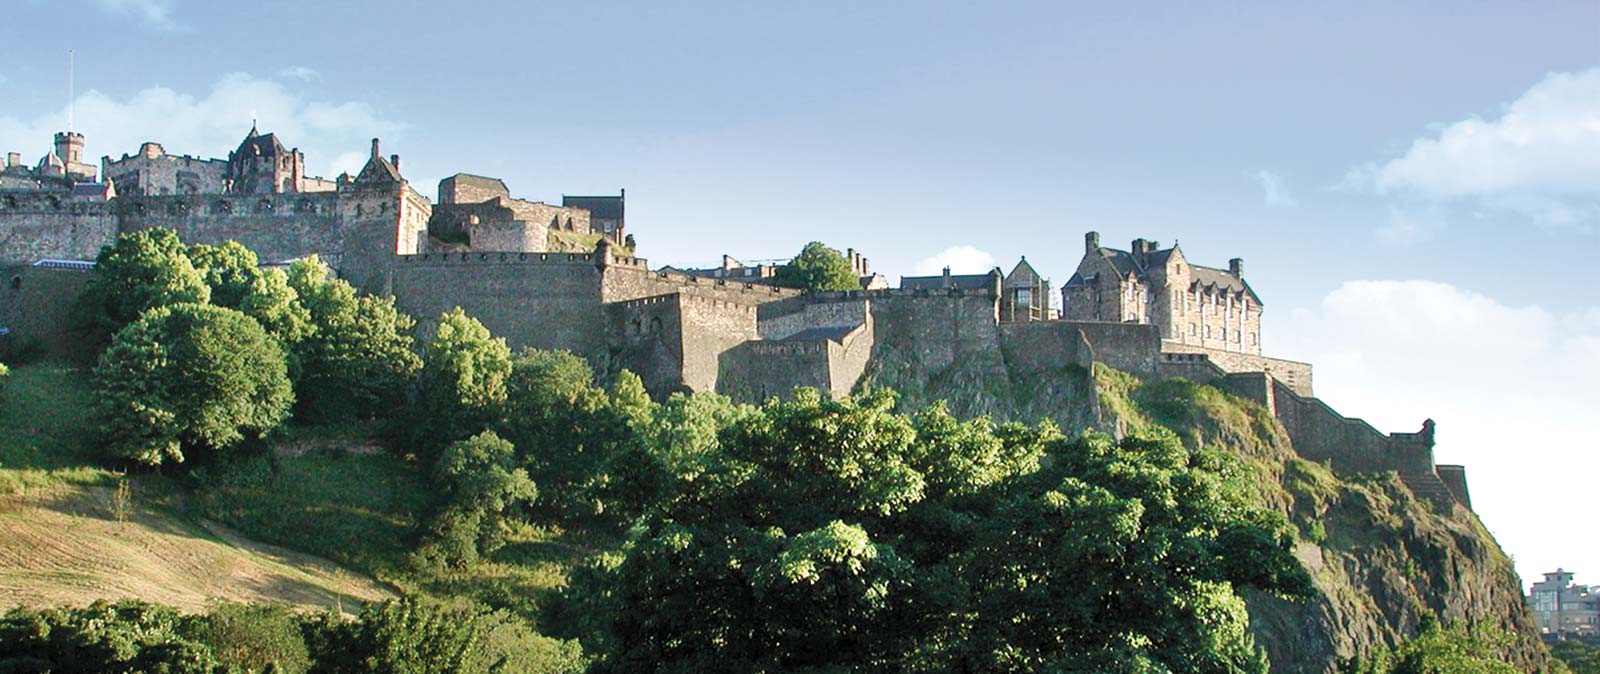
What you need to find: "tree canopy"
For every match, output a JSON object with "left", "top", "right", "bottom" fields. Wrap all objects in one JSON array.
[
  {"left": 94, "top": 303, "right": 293, "bottom": 466},
  {"left": 774, "top": 241, "right": 860, "bottom": 292}
]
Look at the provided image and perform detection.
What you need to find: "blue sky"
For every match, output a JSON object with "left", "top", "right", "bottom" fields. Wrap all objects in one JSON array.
[{"left": 2, "top": 0, "right": 1597, "bottom": 587}]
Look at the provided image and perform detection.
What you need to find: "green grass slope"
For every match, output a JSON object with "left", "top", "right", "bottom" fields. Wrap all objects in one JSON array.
[{"left": 0, "top": 365, "right": 393, "bottom": 614}]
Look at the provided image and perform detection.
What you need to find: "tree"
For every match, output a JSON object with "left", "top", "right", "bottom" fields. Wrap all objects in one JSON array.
[
  {"left": 774, "top": 241, "right": 861, "bottom": 292},
  {"left": 0, "top": 600, "right": 229, "bottom": 674},
  {"left": 419, "top": 430, "right": 538, "bottom": 568},
  {"left": 417, "top": 308, "right": 511, "bottom": 451},
  {"left": 306, "top": 600, "right": 487, "bottom": 674},
  {"left": 287, "top": 256, "right": 420, "bottom": 422},
  {"left": 556, "top": 390, "right": 1312, "bottom": 674},
  {"left": 94, "top": 303, "right": 293, "bottom": 466},
  {"left": 189, "top": 240, "right": 263, "bottom": 309},
  {"left": 76, "top": 228, "right": 210, "bottom": 334}
]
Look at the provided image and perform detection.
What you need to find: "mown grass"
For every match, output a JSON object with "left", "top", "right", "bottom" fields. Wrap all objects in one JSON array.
[{"left": 0, "top": 364, "right": 116, "bottom": 493}]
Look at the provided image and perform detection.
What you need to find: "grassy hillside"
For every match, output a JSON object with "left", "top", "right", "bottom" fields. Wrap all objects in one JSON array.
[{"left": 0, "top": 365, "right": 392, "bottom": 614}]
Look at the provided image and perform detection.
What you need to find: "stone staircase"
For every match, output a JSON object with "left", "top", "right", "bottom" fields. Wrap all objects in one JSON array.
[{"left": 1401, "top": 471, "right": 1459, "bottom": 508}]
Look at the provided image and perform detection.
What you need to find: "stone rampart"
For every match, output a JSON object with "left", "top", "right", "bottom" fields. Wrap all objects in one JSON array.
[
  {"left": 759, "top": 299, "right": 868, "bottom": 341},
  {"left": 390, "top": 252, "right": 610, "bottom": 356},
  {"left": 1161, "top": 340, "right": 1313, "bottom": 396},
  {"left": 0, "top": 194, "right": 117, "bottom": 264},
  {"left": 679, "top": 294, "right": 760, "bottom": 393},
  {"left": 0, "top": 264, "right": 97, "bottom": 361}
]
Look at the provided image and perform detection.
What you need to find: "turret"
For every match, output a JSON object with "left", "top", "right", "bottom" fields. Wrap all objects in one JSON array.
[{"left": 54, "top": 132, "right": 84, "bottom": 165}]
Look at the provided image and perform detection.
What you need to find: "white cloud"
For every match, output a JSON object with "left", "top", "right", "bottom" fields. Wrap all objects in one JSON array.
[
  {"left": 1349, "top": 67, "right": 1600, "bottom": 230},
  {"left": 0, "top": 72, "right": 406, "bottom": 181},
  {"left": 278, "top": 66, "right": 322, "bottom": 82},
  {"left": 1255, "top": 170, "right": 1295, "bottom": 206},
  {"left": 1272, "top": 280, "right": 1600, "bottom": 590},
  {"left": 913, "top": 245, "right": 996, "bottom": 276},
  {"left": 92, "top": 0, "right": 180, "bottom": 30}
]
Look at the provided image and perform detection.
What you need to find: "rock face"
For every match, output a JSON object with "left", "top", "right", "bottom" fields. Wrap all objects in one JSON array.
[{"left": 860, "top": 345, "right": 1553, "bottom": 673}]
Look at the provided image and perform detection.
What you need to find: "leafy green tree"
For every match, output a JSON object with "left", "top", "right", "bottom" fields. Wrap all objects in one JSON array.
[
  {"left": 239, "top": 268, "right": 314, "bottom": 349},
  {"left": 419, "top": 430, "right": 538, "bottom": 568},
  {"left": 1553, "top": 640, "right": 1600, "bottom": 674},
  {"left": 557, "top": 389, "right": 1311, "bottom": 674},
  {"left": 1341, "top": 616, "right": 1524, "bottom": 674},
  {"left": 94, "top": 303, "right": 293, "bottom": 466},
  {"left": 774, "top": 241, "right": 861, "bottom": 292},
  {"left": 287, "top": 257, "right": 420, "bottom": 422},
  {"left": 189, "top": 240, "right": 263, "bottom": 309},
  {"left": 306, "top": 600, "right": 486, "bottom": 674},
  {"left": 415, "top": 308, "right": 512, "bottom": 454},
  {"left": 182, "top": 602, "right": 312, "bottom": 674},
  {"left": 0, "top": 600, "right": 228, "bottom": 674},
  {"left": 76, "top": 228, "right": 210, "bottom": 334}
]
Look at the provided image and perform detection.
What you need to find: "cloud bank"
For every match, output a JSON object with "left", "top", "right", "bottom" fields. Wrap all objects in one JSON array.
[
  {"left": 0, "top": 72, "right": 405, "bottom": 181},
  {"left": 1273, "top": 280, "right": 1600, "bottom": 588},
  {"left": 1348, "top": 67, "right": 1600, "bottom": 233},
  {"left": 913, "top": 245, "right": 997, "bottom": 276}
]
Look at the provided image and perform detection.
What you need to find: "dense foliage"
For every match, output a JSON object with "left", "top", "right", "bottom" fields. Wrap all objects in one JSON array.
[
  {"left": 549, "top": 390, "right": 1313, "bottom": 673},
  {"left": 94, "top": 303, "right": 292, "bottom": 466},
  {"left": 1553, "top": 640, "right": 1600, "bottom": 674},
  {"left": 774, "top": 241, "right": 860, "bottom": 292},
  {"left": 1340, "top": 617, "right": 1525, "bottom": 674},
  {"left": 76, "top": 228, "right": 210, "bottom": 335},
  {"left": 285, "top": 257, "right": 420, "bottom": 422},
  {"left": 0, "top": 599, "right": 577, "bottom": 674},
  {"left": 418, "top": 430, "right": 538, "bottom": 568}
]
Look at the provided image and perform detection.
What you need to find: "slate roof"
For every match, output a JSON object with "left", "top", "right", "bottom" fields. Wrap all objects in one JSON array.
[
  {"left": 781, "top": 325, "right": 859, "bottom": 343},
  {"left": 236, "top": 127, "right": 288, "bottom": 157},
  {"left": 355, "top": 154, "right": 403, "bottom": 184},
  {"left": 70, "top": 183, "right": 110, "bottom": 197},
  {"left": 562, "top": 195, "right": 623, "bottom": 220},
  {"left": 34, "top": 259, "right": 95, "bottom": 270},
  {"left": 1005, "top": 257, "right": 1046, "bottom": 287},
  {"left": 448, "top": 173, "right": 509, "bottom": 193},
  {"left": 900, "top": 272, "right": 998, "bottom": 291},
  {"left": 1063, "top": 243, "right": 1262, "bottom": 304}
]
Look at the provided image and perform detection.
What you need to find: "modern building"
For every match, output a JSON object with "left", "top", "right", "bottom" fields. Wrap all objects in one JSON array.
[{"left": 1529, "top": 569, "right": 1600, "bottom": 637}]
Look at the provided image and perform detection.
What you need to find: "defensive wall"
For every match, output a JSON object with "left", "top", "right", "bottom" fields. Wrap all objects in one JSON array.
[
  {"left": 1160, "top": 340, "right": 1313, "bottom": 397},
  {"left": 0, "top": 263, "right": 96, "bottom": 361},
  {"left": 719, "top": 318, "right": 874, "bottom": 401},
  {"left": 0, "top": 193, "right": 118, "bottom": 264}
]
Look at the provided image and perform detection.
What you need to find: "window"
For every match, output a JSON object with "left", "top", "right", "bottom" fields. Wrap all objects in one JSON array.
[
  {"left": 1016, "top": 289, "right": 1032, "bottom": 307},
  {"left": 9, "top": 276, "right": 20, "bottom": 290},
  {"left": 1204, "top": 325, "right": 1211, "bottom": 338},
  {"left": 650, "top": 317, "right": 663, "bottom": 333},
  {"left": 1189, "top": 323, "right": 1197, "bottom": 335}
]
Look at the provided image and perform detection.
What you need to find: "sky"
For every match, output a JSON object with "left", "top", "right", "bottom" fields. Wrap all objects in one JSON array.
[{"left": 1, "top": 0, "right": 1596, "bottom": 589}]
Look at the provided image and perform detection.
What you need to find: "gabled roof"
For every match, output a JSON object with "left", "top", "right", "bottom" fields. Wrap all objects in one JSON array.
[
  {"left": 563, "top": 195, "right": 623, "bottom": 220},
  {"left": 1004, "top": 257, "right": 1046, "bottom": 287},
  {"left": 235, "top": 126, "right": 289, "bottom": 158},
  {"left": 1190, "top": 265, "right": 1261, "bottom": 304},
  {"left": 355, "top": 154, "right": 403, "bottom": 185}
]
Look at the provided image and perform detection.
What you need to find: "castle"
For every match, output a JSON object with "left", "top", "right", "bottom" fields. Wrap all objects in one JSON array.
[{"left": 0, "top": 127, "right": 1472, "bottom": 510}]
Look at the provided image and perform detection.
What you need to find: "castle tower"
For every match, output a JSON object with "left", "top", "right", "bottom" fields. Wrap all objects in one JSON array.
[{"left": 54, "top": 132, "right": 83, "bottom": 166}]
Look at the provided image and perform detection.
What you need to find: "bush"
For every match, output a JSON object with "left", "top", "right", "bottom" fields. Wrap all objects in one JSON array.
[
  {"left": 94, "top": 303, "right": 293, "bottom": 466},
  {"left": 418, "top": 430, "right": 538, "bottom": 568},
  {"left": 184, "top": 602, "right": 312, "bottom": 674}
]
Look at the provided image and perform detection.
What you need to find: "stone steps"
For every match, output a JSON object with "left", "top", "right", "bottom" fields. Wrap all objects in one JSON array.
[{"left": 1402, "top": 472, "right": 1458, "bottom": 508}]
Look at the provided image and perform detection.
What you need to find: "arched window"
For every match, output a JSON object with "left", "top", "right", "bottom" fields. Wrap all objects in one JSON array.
[
  {"left": 10, "top": 275, "right": 21, "bottom": 290},
  {"left": 631, "top": 318, "right": 642, "bottom": 335},
  {"left": 650, "top": 317, "right": 663, "bottom": 333}
]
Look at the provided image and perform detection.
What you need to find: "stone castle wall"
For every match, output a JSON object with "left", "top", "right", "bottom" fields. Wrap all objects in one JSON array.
[
  {"left": 0, "top": 265, "right": 96, "bottom": 361},
  {"left": 0, "top": 194, "right": 118, "bottom": 264},
  {"left": 1160, "top": 341, "right": 1313, "bottom": 396},
  {"left": 388, "top": 252, "right": 611, "bottom": 357}
]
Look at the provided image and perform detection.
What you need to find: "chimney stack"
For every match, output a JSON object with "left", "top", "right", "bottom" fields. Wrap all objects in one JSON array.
[
  {"left": 722, "top": 254, "right": 735, "bottom": 272},
  {"left": 942, "top": 266, "right": 952, "bottom": 287},
  {"left": 1085, "top": 231, "right": 1100, "bottom": 254},
  {"left": 5, "top": 152, "right": 18, "bottom": 168},
  {"left": 1229, "top": 258, "right": 1243, "bottom": 278},
  {"left": 390, "top": 154, "right": 400, "bottom": 172},
  {"left": 370, "top": 138, "right": 380, "bottom": 159}
]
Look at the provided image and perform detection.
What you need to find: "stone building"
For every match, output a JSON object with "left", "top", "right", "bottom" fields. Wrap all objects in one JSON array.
[
  {"left": 562, "top": 192, "right": 625, "bottom": 244},
  {"left": 1061, "top": 231, "right": 1262, "bottom": 355},
  {"left": 1529, "top": 570, "right": 1600, "bottom": 637},
  {"left": 1002, "top": 257, "right": 1053, "bottom": 322},
  {"left": 673, "top": 248, "right": 883, "bottom": 290},
  {"left": 1, "top": 132, "right": 102, "bottom": 192},
  {"left": 429, "top": 173, "right": 597, "bottom": 253},
  {"left": 103, "top": 126, "right": 337, "bottom": 197}
]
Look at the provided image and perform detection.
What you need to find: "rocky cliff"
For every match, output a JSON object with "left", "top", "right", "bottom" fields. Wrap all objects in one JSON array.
[{"left": 859, "top": 343, "right": 1553, "bottom": 674}]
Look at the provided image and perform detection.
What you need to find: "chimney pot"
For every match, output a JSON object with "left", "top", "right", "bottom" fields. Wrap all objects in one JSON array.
[{"left": 370, "top": 138, "right": 380, "bottom": 159}]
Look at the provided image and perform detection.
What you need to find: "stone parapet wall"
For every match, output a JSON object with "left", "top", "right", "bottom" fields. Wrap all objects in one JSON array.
[
  {"left": 1161, "top": 340, "right": 1312, "bottom": 396},
  {"left": 0, "top": 195, "right": 117, "bottom": 264},
  {"left": 0, "top": 265, "right": 97, "bottom": 362}
]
